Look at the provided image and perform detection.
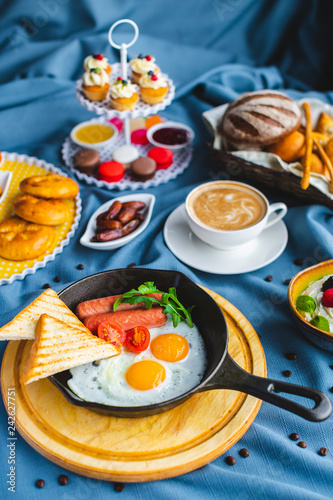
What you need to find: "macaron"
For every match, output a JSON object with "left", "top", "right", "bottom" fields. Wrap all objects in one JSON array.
[
  {"left": 109, "top": 117, "right": 123, "bottom": 132},
  {"left": 73, "top": 148, "right": 100, "bottom": 175},
  {"left": 147, "top": 147, "right": 173, "bottom": 170},
  {"left": 97, "top": 161, "right": 125, "bottom": 183},
  {"left": 131, "top": 157, "right": 156, "bottom": 181},
  {"left": 131, "top": 128, "right": 149, "bottom": 145},
  {"left": 112, "top": 144, "right": 139, "bottom": 168}
]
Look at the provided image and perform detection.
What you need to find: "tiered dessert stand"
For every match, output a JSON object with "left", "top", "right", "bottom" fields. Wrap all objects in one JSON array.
[{"left": 62, "top": 19, "right": 193, "bottom": 190}]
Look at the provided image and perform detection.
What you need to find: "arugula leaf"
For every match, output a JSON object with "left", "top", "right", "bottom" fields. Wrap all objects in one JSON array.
[{"left": 113, "top": 281, "right": 195, "bottom": 328}]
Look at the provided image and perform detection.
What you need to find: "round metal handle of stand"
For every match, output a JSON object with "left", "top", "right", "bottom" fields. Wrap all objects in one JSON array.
[{"left": 108, "top": 19, "right": 139, "bottom": 49}]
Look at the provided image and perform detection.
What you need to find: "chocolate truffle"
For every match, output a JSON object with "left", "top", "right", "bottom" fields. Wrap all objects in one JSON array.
[
  {"left": 131, "top": 157, "right": 156, "bottom": 181},
  {"left": 73, "top": 148, "right": 100, "bottom": 175}
]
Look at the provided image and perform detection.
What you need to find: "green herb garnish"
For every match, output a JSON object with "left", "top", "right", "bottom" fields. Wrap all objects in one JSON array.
[
  {"left": 113, "top": 281, "right": 195, "bottom": 328},
  {"left": 309, "top": 315, "right": 330, "bottom": 333},
  {"left": 296, "top": 295, "right": 316, "bottom": 314}
]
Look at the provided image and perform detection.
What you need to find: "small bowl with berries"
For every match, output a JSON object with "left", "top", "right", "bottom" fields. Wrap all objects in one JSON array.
[{"left": 288, "top": 259, "right": 333, "bottom": 351}]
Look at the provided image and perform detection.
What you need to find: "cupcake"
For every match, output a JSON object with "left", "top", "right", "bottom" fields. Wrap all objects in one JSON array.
[
  {"left": 110, "top": 77, "right": 139, "bottom": 111},
  {"left": 82, "top": 68, "right": 110, "bottom": 102},
  {"left": 84, "top": 53, "right": 112, "bottom": 75},
  {"left": 130, "top": 54, "right": 159, "bottom": 84},
  {"left": 139, "top": 72, "right": 169, "bottom": 105}
]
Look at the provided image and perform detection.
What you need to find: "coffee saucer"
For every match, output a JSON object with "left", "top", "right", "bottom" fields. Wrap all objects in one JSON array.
[{"left": 163, "top": 204, "right": 288, "bottom": 274}]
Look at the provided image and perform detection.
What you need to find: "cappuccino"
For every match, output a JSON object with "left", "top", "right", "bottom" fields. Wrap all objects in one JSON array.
[{"left": 188, "top": 182, "right": 266, "bottom": 231}]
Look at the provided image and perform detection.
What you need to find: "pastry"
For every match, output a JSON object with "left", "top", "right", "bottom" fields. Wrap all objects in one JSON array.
[
  {"left": 266, "top": 130, "right": 305, "bottom": 162},
  {"left": 83, "top": 53, "right": 112, "bottom": 75},
  {"left": 14, "top": 194, "right": 70, "bottom": 226},
  {"left": 112, "top": 144, "right": 139, "bottom": 168},
  {"left": 147, "top": 147, "right": 173, "bottom": 169},
  {"left": 82, "top": 68, "right": 110, "bottom": 102},
  {"left": 109, "top": 78, "right": 139, "bottom": 111},
  {"left": 20, "top": 174, "right": 79, "bottom": 199},
  {"left": 73, "top": 148, "right": 100, "bottom": 175},
  {"left": 0, "top": 216, "right": 55, "bottom": 261},
  {"left": 130, "top": 54, "right": 160, "bottom": 84},
  {"left": 315, "top": 112, "right": 333, "bottom": 137},
  {"left": 97, "top": 161, "right": 125, "bottom": 182},
  {"left": 220, "top": 90, "right": 302, "bottom": 150},
  {"left": 131, "top": 157, "right": 156, "bottom": 181},
  {"left": 309, "top": 153, "right": 329, "bottom": 178},
  {"left": 139, "top": 72, "right": 169, "bottom": 105}
]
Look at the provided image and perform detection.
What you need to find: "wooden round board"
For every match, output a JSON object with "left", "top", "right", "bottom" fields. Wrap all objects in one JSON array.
[{"left": 1, "top": 287, "right": 266, "bottom": 482}]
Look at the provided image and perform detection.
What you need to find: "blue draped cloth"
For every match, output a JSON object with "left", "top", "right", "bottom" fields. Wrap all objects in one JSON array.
[{"left": 0, "top": 1, "right": 332, "bottom": 498}]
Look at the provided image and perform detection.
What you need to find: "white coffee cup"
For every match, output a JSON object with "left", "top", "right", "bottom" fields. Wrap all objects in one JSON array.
[{"left": 185, "top": 180, "right": 287, "bottom": 250}]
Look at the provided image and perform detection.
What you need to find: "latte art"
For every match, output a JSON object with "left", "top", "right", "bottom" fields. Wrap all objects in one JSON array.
[{"left": 190, "top": 186, "right": 266, "bottom": 231}]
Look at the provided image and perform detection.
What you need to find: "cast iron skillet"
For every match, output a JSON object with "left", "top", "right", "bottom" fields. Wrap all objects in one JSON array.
[{"left": 51, "top": 268, "right": 332, "bottom": 421}]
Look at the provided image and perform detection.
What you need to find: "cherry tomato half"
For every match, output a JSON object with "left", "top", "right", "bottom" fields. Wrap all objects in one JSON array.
[
  {"left": 125, "top": 326, "right": 150, "bottom": 353},
  {"left": 97, "top": 321, "right": 126, "bottom": 347}
]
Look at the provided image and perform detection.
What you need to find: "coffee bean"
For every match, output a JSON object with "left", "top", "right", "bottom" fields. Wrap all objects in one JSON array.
[
  {"left": 239, "top": 448, "right": 249, "bottom": 458},
  {"left": 77, "top": 264, "right": 84, "bottom": 270},
  {"left": 42, "top": 283, "right": 50, "bottom": 289},
  {"left": 294, "top": 258, "right": 303, "bottom": 266},
  {"left": 318, "top": 447, "right": 328, "bottom": 456},
  {"left": 289, "top": 433, "right": 300, "bottom": 441},
  {"left": 283, "top": 370, "right": 292, "bottom": 377},
  {"left": 54, "top": 276, "right": 60, "bottom": 283},
  {"left": 225, "top": 456, "right": 236, "bottom": 465},
  {"left": 127, "top": 262, "right": 136, "bottom": 268},
  {"left": 35, "top": 479, "right": 45, "bottom": 488},
  {"left": 58, "top": 474, "right": 68, "bottom": 485},
  {"left": 285, "top": 352, "right": 297, "bottom": 361},
  {"left": 330, "top": 365, "right": 333, "bottom": 370},
  {"left": 265, "top": 275, "right": 273, "bottom": 282},
  {"left": 283, "top": 279, "right": 291, "bottom": 285},
  {"left": 298, "top": 441, "right": 307, "bottom": 448},
  {"left": 329, "top": 387, "right": 333, "bottom": 393},
  {"left": 114, "top": 482, "right": 125, "bottom": 492}
]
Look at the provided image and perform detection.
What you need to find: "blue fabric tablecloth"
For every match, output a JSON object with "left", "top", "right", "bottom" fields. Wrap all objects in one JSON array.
[{"left": 0, "top": 1, "right": 332, "bottom": 499}]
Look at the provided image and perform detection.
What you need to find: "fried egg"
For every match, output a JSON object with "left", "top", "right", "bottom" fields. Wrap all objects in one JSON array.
[{"left": 68, "top": 317, "right": 207, "bottom": 407}]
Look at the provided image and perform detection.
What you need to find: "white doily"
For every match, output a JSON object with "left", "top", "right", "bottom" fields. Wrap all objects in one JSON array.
[
  {"left": 76, "top": 63, "right": 175, "bottom": 119},
  {"left": 61, "top": 117, "right": 193, "bottom": 190}
]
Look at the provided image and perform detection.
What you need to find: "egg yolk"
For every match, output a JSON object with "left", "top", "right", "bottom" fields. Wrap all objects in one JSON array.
[
  {"left": 126, "top": 360, "right": 166, "bottom": 391},
  {"left": 150, "top": 334, "right": 189, "bottom": 362}
]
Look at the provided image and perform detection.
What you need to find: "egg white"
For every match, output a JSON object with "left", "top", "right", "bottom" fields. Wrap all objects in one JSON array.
[{"left": 68, "top": 317, "right": 207, "bottom": 407}]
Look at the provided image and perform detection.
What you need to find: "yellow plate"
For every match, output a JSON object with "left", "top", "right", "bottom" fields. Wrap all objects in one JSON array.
[{"left": 0, "top": 152, "right": 81, "bottom": 285}]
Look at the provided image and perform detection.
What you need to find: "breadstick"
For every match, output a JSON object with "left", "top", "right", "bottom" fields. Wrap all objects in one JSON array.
[
  {"left": 300, "top": 102, "right": 313, "bottom": 190},
  {"left": 313, "top": 137, "right": 333, "bottom": 193}
]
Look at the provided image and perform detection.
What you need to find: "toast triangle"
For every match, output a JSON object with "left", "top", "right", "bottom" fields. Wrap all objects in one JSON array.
[
  {"left": 0, "top": 288, "right": 89, "bottom": 340},
  {"left": 21, "top": 313, "right": 121, "bottom": 384}
]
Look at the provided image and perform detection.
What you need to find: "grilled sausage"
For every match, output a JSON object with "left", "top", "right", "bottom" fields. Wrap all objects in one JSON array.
[
  {"left": 83, "top": 307, "right": 167, "bottom": 334},
  {"left": 76, "top": 292, "right": 163, "bottom": 320}
]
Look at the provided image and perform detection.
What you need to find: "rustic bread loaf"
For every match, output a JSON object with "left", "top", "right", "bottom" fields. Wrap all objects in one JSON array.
[{"left": 220, "top": 90, "right": 301, "bottom": 149}]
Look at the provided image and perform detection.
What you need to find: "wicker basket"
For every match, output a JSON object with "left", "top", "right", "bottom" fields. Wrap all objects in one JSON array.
[
  {"left": 203, "top": 98, "right": 333, "bottom": 210},
  {"left": 209, "top": 148, "right": 333, "bottom": 210}
]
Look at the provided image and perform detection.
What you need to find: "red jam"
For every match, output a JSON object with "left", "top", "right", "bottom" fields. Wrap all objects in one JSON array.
[{"left": 152, "top": 127, "right": 189, "bottom": 146}]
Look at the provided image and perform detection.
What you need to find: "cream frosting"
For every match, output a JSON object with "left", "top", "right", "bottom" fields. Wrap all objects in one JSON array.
[
  {"left": 84, "top": 55, "right": 109, "bottom": 71},
  {"left": 301, "top": 276, "right": 333, "bottom": 332},
  {"left": 130, "top": 55, "right": 158, "bottom": 75},
  {"left": 82, "top": 68, "right": 109, "bottom": 87},
  {"left": 139, "top": 73, "right": 168, "bottom": 89},
  {"left": 110, "top": 80, "right": 138, "bottom": 99}
]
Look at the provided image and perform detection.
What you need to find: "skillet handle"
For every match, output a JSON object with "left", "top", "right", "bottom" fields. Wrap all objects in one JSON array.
[{"left": 204, "top": 354, "right": 332, "bottom": 422}]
